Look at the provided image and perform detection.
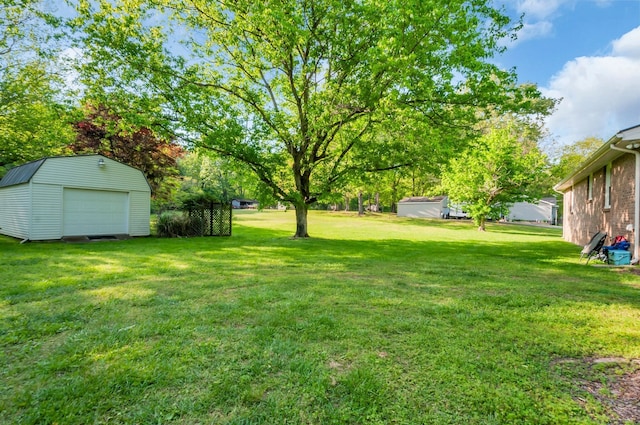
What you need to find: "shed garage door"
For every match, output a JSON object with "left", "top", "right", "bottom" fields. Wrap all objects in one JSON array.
[{"left": 63, "top": 188, "right": 128, "bottom": 236}]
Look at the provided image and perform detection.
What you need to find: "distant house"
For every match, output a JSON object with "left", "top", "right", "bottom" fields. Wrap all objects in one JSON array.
[
  {"left": 397, "top": 196, "right": 448, "bottom": 218},
  {"left": 505, "top": 198, "right": 558, "bottom": 224},
  {"left": 0, "top": 155, "right": 151, "bottom": 241},
  {"left": 398, "top": 196, "right": 557, "bottom": 223},
  {"left": 232, "top": 198, "right": 259, "bottom": 209},
  {"left": 554, "top": 124, "right": 640, "bottom": 261}
]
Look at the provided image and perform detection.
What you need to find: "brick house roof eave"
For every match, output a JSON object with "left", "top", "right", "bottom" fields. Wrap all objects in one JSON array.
[{"left": 553, "top": 126, "right": 640, "bottom": 192}]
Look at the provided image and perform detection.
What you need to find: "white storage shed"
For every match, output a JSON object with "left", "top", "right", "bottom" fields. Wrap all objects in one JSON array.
[
  {"left": 0, "top": 155, "right": 151, "bottom": 241},
  {"left": 505, "top": 198, "right": 557, "bottom": 223},
  {"left": 397, "top": 196, "right": 448, "bottom": 218}
]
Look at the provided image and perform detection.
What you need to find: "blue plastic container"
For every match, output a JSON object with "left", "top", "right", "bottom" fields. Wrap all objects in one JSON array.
[{"left": 608, "top": 250, "right": 631, "bottom": 266}]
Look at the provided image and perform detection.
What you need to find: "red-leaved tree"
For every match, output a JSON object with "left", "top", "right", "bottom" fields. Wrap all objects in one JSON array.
[{"left": 70, "top": 105, "right": 184, "bottom": 199}]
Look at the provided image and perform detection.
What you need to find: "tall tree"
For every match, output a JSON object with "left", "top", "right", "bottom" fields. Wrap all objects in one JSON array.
[
  {"left": 0, "top": 0, "right": 74, "bottom": 175},
  {"left": 441, "top": 121, "right": 548, "bottom": 231},
  {"left": 71, "top": 0, "right": 541, "bottom": 237},
  {"left": 70, "top": 104, "right": 185, "bottom": 199},
  {"left": 0, "top": 0, "right": 49, "bottom": 66},
  {"left": 550, "top": 137, "right": 604, "bottom": 182},
  {"left": 0, "top": 62, "right": 75, "bottom": 175}
]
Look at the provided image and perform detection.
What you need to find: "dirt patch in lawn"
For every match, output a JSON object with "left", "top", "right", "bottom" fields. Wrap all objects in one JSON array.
[
  {"left": 628, "top": 268, "right": 640, "bottom": 276},
  {"left": 555, "top": 357, "right": 640, "bottom": 424}
]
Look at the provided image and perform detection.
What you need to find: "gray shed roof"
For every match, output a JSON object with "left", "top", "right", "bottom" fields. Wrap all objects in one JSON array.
[
  {"left": 398, "top": 196, "right": 447, "bottom": 203},
  {"left": 0, "top": 158, "right": 46, "bottom": 188}
]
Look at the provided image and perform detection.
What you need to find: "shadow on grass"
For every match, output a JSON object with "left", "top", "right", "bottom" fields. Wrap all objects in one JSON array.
[
  {"left": 2, "top": 221, "right": 640, "bottom": 424},
  {"left": 1, "top": 222, "right": 636, "bottom": 308},
  {"left": 488, "top": 223, "right": 563, "bottom": 238},
  {"left": 390, "top": 215, "right": 562, "bottom": 237}
]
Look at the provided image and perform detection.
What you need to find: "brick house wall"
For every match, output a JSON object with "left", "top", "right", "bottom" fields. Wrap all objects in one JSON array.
[{"left": 563, "top": 152, "right": 635, "bottom": 249}]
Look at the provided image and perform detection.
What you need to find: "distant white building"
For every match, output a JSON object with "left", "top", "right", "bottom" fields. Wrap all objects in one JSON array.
[
  {"left": 232, "top": 199, "right": 259, "bottom": 209},
  {"left": 0, "top": 155, "right": 151, "bottom": 241},
  {"left": 397, "top": 195, "right": 557, "bottom": 223},
  {"left": 505, "top": 198, "right": 558, "bottom": 224},
  {"left": 397, "top": 196, "right": 448, "bottom": 218}
]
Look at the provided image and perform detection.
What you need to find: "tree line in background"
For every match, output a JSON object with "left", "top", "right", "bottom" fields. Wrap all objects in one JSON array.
[{"left": 0, "top": 0, "right": 604, "bottom": 235}]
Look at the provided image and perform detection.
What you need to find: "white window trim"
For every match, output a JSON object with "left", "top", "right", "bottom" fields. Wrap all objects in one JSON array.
[{"left": 587, "top": 173, "right": 593, "bottom": 201}]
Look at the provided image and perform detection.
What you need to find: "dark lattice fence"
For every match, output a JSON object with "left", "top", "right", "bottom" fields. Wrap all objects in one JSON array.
[{"left": 187, "top": 202, "right": 232, "bottom": 236}]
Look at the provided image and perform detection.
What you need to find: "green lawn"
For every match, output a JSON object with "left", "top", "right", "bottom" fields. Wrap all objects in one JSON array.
[{"left": 1, "top": 210, "right": 639, "bottom": 424}]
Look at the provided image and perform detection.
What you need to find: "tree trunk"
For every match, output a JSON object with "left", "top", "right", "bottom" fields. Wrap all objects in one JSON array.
[
  {"left": 294, "top": 203, "right": 309, "bottom": 238},
  {"left": 411, "top": 170, "right": 415, "bottom": 196},
  {"left": 477, "top": 216, "right": 486, "bottom": 231},
  {"left": 358, "top": 191, "right": 364, "bottom": 216},
  {"left": 375, "top": 192, "right": 380, "bottom": 212},
  {"left": 391, "top": 175, "right": 400, "bottom": 213}
]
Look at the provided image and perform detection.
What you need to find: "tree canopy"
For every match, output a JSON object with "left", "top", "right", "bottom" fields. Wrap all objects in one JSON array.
[
  {"left": 177, "top": 151, "right": 258, "bottom": 205},
  {"left": 441, "top": 121, "right": 548, "bottom": 231},
  {"left": 0, "top": 62, "right": 76, "bottom": 175},
  {"left": 70, "top": 0, "right": 546, "bottom": 237},
  {"left": 0, "top": 0, "right": 75, "bottom": 175},
  {"left": 70, "top": 104, "right": 185, "bottom": 199},
  {"left": 550, "top": 136, "right": 604, "bottom": 183}
]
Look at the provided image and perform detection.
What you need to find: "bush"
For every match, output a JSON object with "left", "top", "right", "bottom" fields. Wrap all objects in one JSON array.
[
  {"left": 156, "top": 211, "right": 204, "bottom": 237},
  {"left": 180, "top": 193, "right": 221, "bottom": 210}
]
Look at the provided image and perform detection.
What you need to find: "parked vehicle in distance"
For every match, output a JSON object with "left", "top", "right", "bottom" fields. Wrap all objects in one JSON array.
[{"left": 442, "top": 203, "right": 468, "bottom": 219}]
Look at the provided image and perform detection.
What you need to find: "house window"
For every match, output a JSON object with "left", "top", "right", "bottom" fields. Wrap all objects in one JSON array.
[
  {"left": 587, "top": 173, "right": 593, "bottom": 201},
  {"left": 604, "top": 163, "right": 611, "bottom": 209}
]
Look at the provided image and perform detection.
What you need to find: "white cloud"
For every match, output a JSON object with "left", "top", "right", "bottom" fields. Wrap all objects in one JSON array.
[
  {"left": 514, "top": 20, "right": 554, "bottom": 44},
  {"left": 516, "top": 0, "right": 569, "bottom": 19},
  {"left": 542, "top": 26, "right": 640, "bottom": 146},
  {"left": 612, "top": 26, "right": 640, "bottom": 58},
  {"left": 503, "top": 0, "right": 571, "bottom": 46}
]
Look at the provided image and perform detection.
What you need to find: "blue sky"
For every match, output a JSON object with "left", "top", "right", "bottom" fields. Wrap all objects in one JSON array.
[{"left": 495, "top": 0, "right": 640, "bottom": 148}]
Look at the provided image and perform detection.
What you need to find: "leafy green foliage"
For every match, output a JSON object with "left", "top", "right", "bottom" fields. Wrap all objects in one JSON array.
[
  {"left": 0, "top": 1, "right": 76, "bottom": 176},
  {"left": 69, "top": 0, "right": 546, "bottom": 236},
  {"left": 179, "top": 192, "right": 221, "bottom": 210},
  {"left": 441, "top": 122, "right": 548, "bottom": 230},
  {"left": 0, "top": 62, "right": 75, "bottom": 175},
  {"left": 177, "top": 151, "right": 259, "bottom": 206},
  {"left": 0, "top": 0, "right": 60, "bottom": 64},
  {"left": 550, "top": 137, "right": 604, "bottom": 183}
]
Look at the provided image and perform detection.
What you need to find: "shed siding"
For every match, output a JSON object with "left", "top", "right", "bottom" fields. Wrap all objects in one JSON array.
[
  {"left": 32, "top": 156, "right": 150, "bottom": 192},
  {"left": 30, "top": 184, "right": 63, "bottom": 240},
  {"left": 0, "top": 155, "right": 151, "bottom": 240},
  {"left": 129, "top": 191, "right": 151, "bottom": 236},
  {"left": 0, "top": 184, "right": 30, "bottom": 240},
  {"left": 397, "top": 202, "right": 444, "bottom": 218},
  {"left": 506, "top": 202, "right": 553, "bottom": 222}
]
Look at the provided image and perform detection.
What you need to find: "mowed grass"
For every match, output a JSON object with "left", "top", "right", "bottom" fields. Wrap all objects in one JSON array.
[{"left": 1, "top": 210, "right": 640, "bottom": 424}]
